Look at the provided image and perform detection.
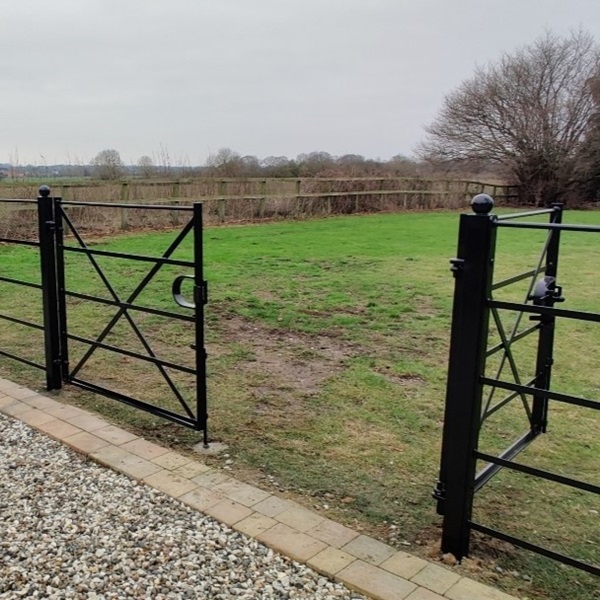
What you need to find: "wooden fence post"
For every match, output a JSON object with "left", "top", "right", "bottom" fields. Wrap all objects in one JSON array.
[
  {"left": 120, "top": 182, "right": 129, "bottom": 229},
  {"left": 218, "top": 180, "right": 226, "bottom": 223},
  {"left": 259, "top": 179, "right": 266, "bottom": 218}
]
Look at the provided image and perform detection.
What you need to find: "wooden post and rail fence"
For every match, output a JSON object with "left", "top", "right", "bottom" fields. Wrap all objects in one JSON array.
[{"left": 0, "top": 177, "right": 518, "bottom": 232}]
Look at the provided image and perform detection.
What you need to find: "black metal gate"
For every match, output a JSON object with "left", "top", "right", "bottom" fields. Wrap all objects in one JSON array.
[
  {"left": 0, "top": 186, "right": 208, "bottom": 444},
  {"left": 435, "top": 194, "right": 600, "bottom": 576}
]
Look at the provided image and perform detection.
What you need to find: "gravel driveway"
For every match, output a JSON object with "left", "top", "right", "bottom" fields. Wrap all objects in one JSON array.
[{"left": 0, "top": 413, "right": 364, "bottom": 599}]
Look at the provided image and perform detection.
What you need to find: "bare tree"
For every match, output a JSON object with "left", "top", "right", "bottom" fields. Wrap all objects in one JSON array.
[
  {"left": 137, "top": 155, "right": 156, "bottom": 178},
  {"left": 418, "top": 30, "right": 600, "bottom": 205},
  {"left": 205, "top": 147, "right": 244, "bottom": 177},
  {"left": 91, "top": 149, "right": 124, "bottom": 180}
]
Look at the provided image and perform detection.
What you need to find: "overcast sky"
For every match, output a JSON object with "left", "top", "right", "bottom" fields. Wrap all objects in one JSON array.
[{"left": 1, "top": 0, "right": 599, "bottom": 166}]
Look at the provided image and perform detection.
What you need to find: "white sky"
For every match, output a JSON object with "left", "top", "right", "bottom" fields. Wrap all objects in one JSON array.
[{"left": 2, "top": 0, "right": 599, "bottom": 166}]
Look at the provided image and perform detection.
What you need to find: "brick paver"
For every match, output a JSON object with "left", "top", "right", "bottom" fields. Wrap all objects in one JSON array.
[
  {"left": 233, "top": 513, "right": 277, "bottom": 537},
  {"left": 342, "top": 534, "right": 397, "bottom": 566},
  {"left": 36, "top": 419, "right": 82, "bottom": 440},
  {"left": 4, "top": 387, "right": 40, "bottom": 401},
  {"left": 43, "top": 404, "right": 87, "bottom": 420},
  {"left": 275, "top": 503, "right": 325, "bottom": 532},
  {"left": 93, "top": 425, "right": 139, "bottom": 446},
  {"left": 21, "top": 395, "right": 62, "bottom": 411},
  {"left": 63, "top": 431, "right": 112, "bottom": 454},
  {"left": 307, "top": 547, "right": 356, "bottom": 577},
  {"left": 411, "top": 564, "right": 461, "bottom": 595},
  {"left": 405, "top": 589, "right": 446, "bottom": 600},
  {"left": 213, "top": 479, "right": 271, "bottom": 507},
  {"left": 253, "top": 494, "right": 292, "bottom": 517},
  {"left": 121, "top": 438, "right": 170, "bottom": 460},
  {"left": 204, "top": 498, "right": 254, "bottom": 526},
  {"left": 151, "top": 451, "right": 193, "bottom": 471},
  {"left": 337, "top": 560, "right": 417, "bottom": 600},
  {"left": 307, "top": 518, "right": 359, "bottom": 548},
  {"left": 66, "top": 413, "right": 110, "bottom": 432},
  {"left": 173, "top": 461, "right": 211, "bottom": 479},
  {"left": 143, "top": 470, "right": 198, "bottom": 498},
  {"left": 191, "top": 470, "right": 234, "bottom": 488},
  {"left": 18, "top": 408, "right": 57, "bottom": 427},
  {"left": 0, "top": 396, "right": 19, "bottom": 409},
  {"left": 381, "top": 551, "right": 429, "bottom": 580},
  {"left": 257, "top": 523, "right": 327, "bottom": 563},
  {"left": 1, "top": 401, "right": 30, "bottom": 416},
  {"left": 179, "top": 487, "right": 224, "bottom": 512},
  {"left": 445, "top": 578, "right": 517, "bottom": 600}
]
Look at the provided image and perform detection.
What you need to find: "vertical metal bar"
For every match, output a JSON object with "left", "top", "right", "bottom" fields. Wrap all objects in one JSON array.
[
  {"left": 37, "top": 186, "right": 62, "bottom": 390},
  {"left": 531, "top": 204, "right": 563, "bottom": 433},
  {"left": 54, "top": 199, "right": 69, "bottom": 381},
  {"left": 193, "top": 202, "right": 209, "bottom": 447},
  {"left": 436, "top": 195, "right": 496, "bottom": 560}
]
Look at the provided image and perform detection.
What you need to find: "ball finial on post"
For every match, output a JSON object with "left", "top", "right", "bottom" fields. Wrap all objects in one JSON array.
[
  {"left": 38, "top": 185, "right": 51, "bottom": 198},
  {"left": 471, "top": 193, "right": 494, "bottom": 215}
]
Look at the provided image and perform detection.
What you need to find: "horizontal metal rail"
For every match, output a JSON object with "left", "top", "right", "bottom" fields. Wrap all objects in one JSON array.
[
  {"left": 486, "top": 324, "right": 540, "bottom": 358},
  {"left": 476, "top": 450, "right": 600, "bottom": 495},
  {"left": 0, "top": 313, "right": 45, "bottom": 331},
  {"left": 61, "top": 245, "right": 195, "bottom": 268},
  {"left": 0, "top": 348, "right": 45, "bottom": 371},
  {"left": 66, "top": 332, "right": 196, "bottom": 375},
  {"left": 469, "top": 521, "right": 600, "bottom": 577},
  {"left": 0, "top": 276, "right": 42, "bottom": 290},
  {"left": 65, "top": 290, "right": 195, "bottom": 323},
  {"left": 61, "top": 200, "right": 196, "bottom": 211},
  {"left": 480, "top": 377, "right": 600, "bottom": 411},
  {"left": 474, "top": 430, "right": 538, "bottom": 492},
  {"left": 489, "top": 300, "right": 600, "bottom": 324},
  {"left": 0, "top": 237, "right": 40, "bottom": 247},
  {"left": 495, "top": 208, "right": 558, "bottom": 221},
  {"left": 491, "top": 268, "right": 543, "bottom": 291},
  {"left": 481, "top": 376, "right": 537, "bottom": 421},
  {"left": 496, "top": 221, "right": 600, "bottom": 233},
  {"left": 69, "top": 377, "right": 200, "bottom": 430},
  {"left": 0, "top": 199, "right": 38, "bottom": 204}
]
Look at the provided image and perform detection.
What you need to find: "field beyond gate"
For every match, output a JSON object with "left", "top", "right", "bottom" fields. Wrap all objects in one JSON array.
[{"left": 0, "top": 210, "right": 598, "bottom": 600}]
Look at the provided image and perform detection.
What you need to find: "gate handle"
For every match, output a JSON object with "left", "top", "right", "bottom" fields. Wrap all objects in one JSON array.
[{"left": 172, "top": 275, "right": 195, "bottom": 309}]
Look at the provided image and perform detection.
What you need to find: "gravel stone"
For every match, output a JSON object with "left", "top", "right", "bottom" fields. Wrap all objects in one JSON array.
[{"left": 0, "top": 414, "right": 364, "bottom": 599}]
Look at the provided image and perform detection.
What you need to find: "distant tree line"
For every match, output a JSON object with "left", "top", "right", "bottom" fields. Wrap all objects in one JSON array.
[{"left": 82, "top": 148, "right": 429, "bottom": 181}]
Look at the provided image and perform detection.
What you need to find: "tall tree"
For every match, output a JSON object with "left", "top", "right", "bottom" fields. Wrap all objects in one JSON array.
[
  {"left": 91, "top": 149, "right": 124, "bottom": 180},
  {"left": 418, "top": 30, "right": 600, "bottom": 205}
]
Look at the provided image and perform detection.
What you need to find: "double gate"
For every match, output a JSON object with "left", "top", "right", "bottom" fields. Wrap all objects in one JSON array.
[
  {"left": 0, "top": 186, "right": 208, "bottom": 445},
  {"left": 435, "top": 194, "right": 599, "bottom": 575}
]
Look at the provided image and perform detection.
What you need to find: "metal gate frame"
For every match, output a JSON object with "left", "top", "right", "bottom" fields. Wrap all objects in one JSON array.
[
  {"left": 435, "top": 194, "right": 600, "bottom": 576},
  {"left": 0, "top": 186, "right": 208, "bottom": 444}
]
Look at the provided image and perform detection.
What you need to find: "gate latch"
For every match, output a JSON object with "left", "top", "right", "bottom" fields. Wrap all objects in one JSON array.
[{"left": 529, "top": 276, "right": 564, "bottom": 307}]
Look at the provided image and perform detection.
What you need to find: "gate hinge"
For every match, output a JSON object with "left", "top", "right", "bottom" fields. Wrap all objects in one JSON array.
[
  {"left": 449, "top": 258, "right": 464, "bottom": 277},
  {"left": 432, "top": 480, "right": 446, "bottom": 502}
]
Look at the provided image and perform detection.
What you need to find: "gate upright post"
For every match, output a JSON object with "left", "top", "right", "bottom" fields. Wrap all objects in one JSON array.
[
  {"left": 435, "top": 194, "right": 497, "bottom": 560},
  {"left": 193, "top": 202, "right": 209, "bottom": 447},
  {"left": 531, "top": 203, "right": 563, "bottom": 433},
  {"left": 37, "top": 186, "right": 62, "bottom": 390}
]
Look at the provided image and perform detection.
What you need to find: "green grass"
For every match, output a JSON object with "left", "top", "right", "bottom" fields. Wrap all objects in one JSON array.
[{"left": 0, "top": 209, "right": 599, "bottom": 599}]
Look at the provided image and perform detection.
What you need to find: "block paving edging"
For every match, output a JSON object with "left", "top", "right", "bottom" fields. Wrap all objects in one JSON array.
[{"left": 0, "top": 380, "right": 519, "bottom": 600}]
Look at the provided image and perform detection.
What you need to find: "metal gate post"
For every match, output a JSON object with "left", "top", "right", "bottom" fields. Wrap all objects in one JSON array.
[
  {"left": 37, "top": 186, "right": 62, "bottom": 390},
  {"left": 531, "top": 203, "right": 563, "bottom": 433},
  {"left": 54, "top": 196, "right": 69, "bottom": 382},
  {"left": 435, "top": 195, "right": 497, "bottom": 560},
  {"left": 193, "top": 202, "right": 209, "bottom": 446}
]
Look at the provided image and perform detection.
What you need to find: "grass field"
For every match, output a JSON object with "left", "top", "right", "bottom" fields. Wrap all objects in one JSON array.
[{"left": 0, "top": 209, "right": 598, "bottom": 599}]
